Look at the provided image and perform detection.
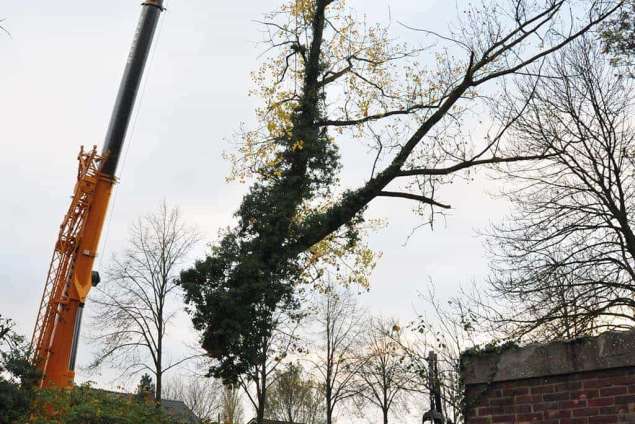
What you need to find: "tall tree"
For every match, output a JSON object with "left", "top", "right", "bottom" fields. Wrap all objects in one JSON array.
[
  {"left": 89, "top": 203, "right": 199, "bottom": 401},
  {"left": 310, "top": 286, "right": 364, "bottom": 424},
  {"left": 164, "top": 377, "right": 223, "bottom": 422},
  {"left": 265, "top": 363, "right": 325, "bottom": 424},
  {"left": 484, "top": 38, "right": 635, "bottom": 340},
  {"left": 353, "top": 318, "right": 412, "bottom": 424},
  {"left": 235, "top": 311, "right": 302, "bottom": 424},
  {"left": 182, "top": 0, "right": 624, "bottom": 385},
  {"left": 221, "top": 385, "right": 244, "bottom": 424}
]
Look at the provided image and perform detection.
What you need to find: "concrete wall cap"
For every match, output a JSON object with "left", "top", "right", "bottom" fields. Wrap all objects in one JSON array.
[{"left": 462, "top": 330, "right": 635, "bottom": 385}]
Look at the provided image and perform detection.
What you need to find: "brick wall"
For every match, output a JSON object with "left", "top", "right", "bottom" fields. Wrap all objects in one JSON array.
[
  {"left": 465, "top": 367, "right": 635, "bottom": 423},
  {"left": 462, "top": 331, "right": 635, "bottom": 424}
]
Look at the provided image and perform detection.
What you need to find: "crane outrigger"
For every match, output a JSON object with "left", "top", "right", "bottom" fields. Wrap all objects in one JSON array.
[{"left": 31, "top": 0, "right": 165, "bottom": 388}]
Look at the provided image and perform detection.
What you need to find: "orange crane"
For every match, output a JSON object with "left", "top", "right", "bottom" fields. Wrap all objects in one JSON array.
[{"left": 30, "top": 0, "right": 165, "bottom": 388}]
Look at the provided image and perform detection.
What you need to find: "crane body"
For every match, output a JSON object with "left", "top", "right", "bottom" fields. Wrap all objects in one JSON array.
[{"left": 31, "top": 0, "right": 165, "bottom": 388}]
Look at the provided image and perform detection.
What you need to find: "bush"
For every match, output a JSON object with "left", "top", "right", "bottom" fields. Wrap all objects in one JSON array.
[{"left": 24, "top": 385, "right": 179, "bottom": 424}]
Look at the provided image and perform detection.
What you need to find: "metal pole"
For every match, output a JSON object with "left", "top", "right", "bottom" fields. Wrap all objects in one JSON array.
[{"left": 100, "top": 0, "right": 165, "bottom": 177}]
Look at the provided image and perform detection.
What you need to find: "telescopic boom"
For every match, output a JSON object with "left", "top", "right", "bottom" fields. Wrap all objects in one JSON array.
[{"left": 31, "top": 0, "right": 165, "bottom": 388}]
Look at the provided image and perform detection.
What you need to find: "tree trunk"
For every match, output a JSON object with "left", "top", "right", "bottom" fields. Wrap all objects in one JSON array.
[
  {"left": 156, "top": 370, "right": 162, "bottom": 403},
  {"left": 325, "top": 399, "right": 333, "bottom": 424}
]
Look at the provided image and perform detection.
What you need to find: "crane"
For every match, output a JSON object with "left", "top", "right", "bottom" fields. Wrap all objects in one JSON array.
[{"left": 30, "top": 0, "right": 165, "bottom": 388}]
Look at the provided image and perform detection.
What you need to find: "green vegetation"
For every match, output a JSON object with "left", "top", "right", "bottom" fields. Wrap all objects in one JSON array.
[
  {"left": 0, "top": 316, "right": 188, "bottom": 424},
  {"left": 24, "top": 385, "right": 177, "bottom": 424}
]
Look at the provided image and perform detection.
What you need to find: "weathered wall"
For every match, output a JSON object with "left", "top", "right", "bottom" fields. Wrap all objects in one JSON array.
[{"left": 462, "top": 330, "right": 635, "bottom": 424}]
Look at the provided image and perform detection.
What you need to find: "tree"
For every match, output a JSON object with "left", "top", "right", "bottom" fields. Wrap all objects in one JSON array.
[
  {"left": 265, "top": 363, "right": 325, "bottom": 424},
  {"left": 353, "top": 318, "right": 413, "bottom": 424},
  {"left": 311, "top": 285, "right": 364, "bottom": 424},
  {"left": 235, "top": 311, "right": 302, "bottom": 424},
  {"left": 0, "top": 315, "right": 39, "bottom": 424},
  {"left": 182, "top": 0, "right": 624, "bottom": 384},
  {"left": 164, "top": 377, "right": 223, "bottom": 423},
  {"left": 602, "top": 0, "right": 635, "bottom": 75},
  {"left": 221, "top": 385, "right": 244, "bottom": 424},
  {"left": 402, "top": 287, "right": 484, "bottom": 424},
  {"left": 89, "top": 203, "right": 199, "bottom": 401},
  {"left": 483, "top": 37, "right": 635, "bottom": 341},
  {"left": 136, "top": 373, "right": 156, "bottom": 401}
]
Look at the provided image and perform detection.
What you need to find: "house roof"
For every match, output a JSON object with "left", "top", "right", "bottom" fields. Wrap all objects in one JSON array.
[
  {"left": 161, "top": 398, "right": 200, "bottom": 424},
  {"left": 93, "top": 388, "right": 200, "bottom": 423}
]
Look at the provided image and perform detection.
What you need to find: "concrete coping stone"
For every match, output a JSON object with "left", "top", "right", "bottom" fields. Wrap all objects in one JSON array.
[{"left": 462, "top": 330, "right": 635, "bottom": 385}]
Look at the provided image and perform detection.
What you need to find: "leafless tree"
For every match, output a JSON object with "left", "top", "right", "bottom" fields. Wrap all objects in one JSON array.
[
  {"left": 164, "top": 376, "right": 223, "bottom": 422},
  {"left": 88, "top": 203, "right": 199, "bottom": 401},
  {"left": 237, "top": 311, "right": 303, "bottom": 424},
  {"left": 222, "top": 384, "right": 244, "bottom": 424},
  {"left": 352, "top": 317, "right": 414, "bottom": 424},
  {"left": 386, "top": 284, "right": 487, "bottom": 424},
  {"left": 265, "top": 363, "right": 325, "bottom": 424},
  {"left": 309, "top": 284, "right": 365, "bottom": 424},
  {"left": 483, "top": 37, "right": 635, "bottom": 341}
]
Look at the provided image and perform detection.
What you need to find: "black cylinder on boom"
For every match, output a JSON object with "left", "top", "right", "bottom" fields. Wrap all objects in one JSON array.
[{"left": 100, "top": 0, "right": 164, "bottom": 177}]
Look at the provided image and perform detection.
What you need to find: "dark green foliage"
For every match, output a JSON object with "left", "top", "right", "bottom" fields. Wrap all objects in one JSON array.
[
  {"left": 601, "top": 0, "right": 635, "bottom": 73},
  {"left": 136, "top": 373, "right": 156, "bottom": 400},
  {"left": 180, "top": 0, "right": 345, "bottom": 384},
  {"left": 0, "top": 314, "right": 40, "bottom": 424}
]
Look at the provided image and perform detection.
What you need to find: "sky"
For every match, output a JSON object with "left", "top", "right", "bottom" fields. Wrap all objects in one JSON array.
[{"left": 0, "top": 0, "right": 510, "bottom": 420}]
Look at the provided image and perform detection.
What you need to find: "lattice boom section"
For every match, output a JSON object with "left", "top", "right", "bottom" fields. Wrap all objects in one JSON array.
[{"left": 31, "top": 146, "right": 104, "bottom": 368}]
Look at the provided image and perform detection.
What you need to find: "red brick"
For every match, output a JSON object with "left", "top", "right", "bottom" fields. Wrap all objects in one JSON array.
[
  {"left": 599, "top": 386, "right": 627, "bottom": 397},
  {"left": 588, "top": 398, "right": 614, "bottom": 407},
  {"left": 515, "top": 394, "right": 542, "bottom": 404},
  {"left": 492, "top": 415, "right": 515, "bottom": 423},
  {"left": 545, "top": 409, "right": 572, "bottom": 419},
  {"left": 490, "top": 397, "right": 515, "bottom": 406},
  {"left": 516, "top": 413, "right": 542, "bottom": 421},
  {"left": 512, "top": 404, "right": 531, "bottom": 414},
  {"left": 560, "top": 418, "right": 590, "bottom": 424},
  {"left": 503, "top": 387, "right": 529, "bottom": 396},
  {"left": 543, "top": 392, "right": 570, "bottom": 401},
  {"left": 572, "top": 407, "right": 599, "bottom": 417},
  {"left": 614, "top": 394, "right": 635, "bottom": 405},
  {"left": 560, "top": 399, "right": 588, "bottom": 409},
  {"left": 599, "top": 406, "right": 618, "bottom": 415},
  {"left": 588, "top": 416, "right": 618, "bottom": 423},
  {"left": 531, "top": 385, "right": 555, "bottom": 394},
  {"left": 533, "top": 401, "right": 559, "bottom": 411}
]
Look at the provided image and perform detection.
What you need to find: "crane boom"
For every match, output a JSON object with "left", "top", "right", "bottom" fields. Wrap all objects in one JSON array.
[{"left": 31, "top": 0, "right": 165, "bottom": 388}]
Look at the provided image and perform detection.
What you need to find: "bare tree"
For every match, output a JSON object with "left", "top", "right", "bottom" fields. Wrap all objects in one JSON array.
[
  {"left": 265, "top": 363, "right": 325, "bottom": 424},
  {"left": 88, "top": 203, "right": 199, "bottom": 401},
  {"left": 484, "top": 37, "right": 635, "bottom": 341},
  {"left": 310, "top": 285, "right": 365, "bottom": 424},
  {"left": 164, "top": 376, "right": 223, "bottom": 422},
  {"left": 353, "top": 317, "right": 413, "bottom": 424},
  {"left": 222, "top": 384, "right": 244, "bottom": 424},
  {"left": 236, "top": 311, "right": 302, "bottom": 424}
]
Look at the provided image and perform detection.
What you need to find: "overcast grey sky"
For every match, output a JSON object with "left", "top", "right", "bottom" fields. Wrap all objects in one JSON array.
[{"left": 0, "top": 0, "right": 509, "bottom": 418}]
